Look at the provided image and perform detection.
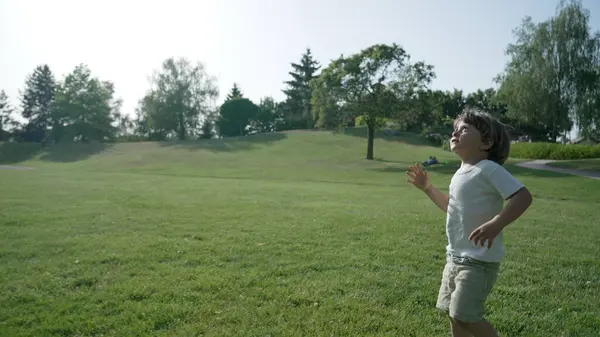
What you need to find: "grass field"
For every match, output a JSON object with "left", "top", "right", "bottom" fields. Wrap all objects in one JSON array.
[
  {"left": 1, "top": 129, "right": 600, "bottom": 336},
  {"left": 547, "top": 158, "right": 600, "bottom": 172}
]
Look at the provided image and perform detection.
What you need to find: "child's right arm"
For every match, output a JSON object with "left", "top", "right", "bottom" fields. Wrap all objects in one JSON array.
[
  {"left": 423, "top": 184, "right": 449, "bottom": 212},
  {"left": 406, "top": 163, "right": 449, "bottom": 213}
]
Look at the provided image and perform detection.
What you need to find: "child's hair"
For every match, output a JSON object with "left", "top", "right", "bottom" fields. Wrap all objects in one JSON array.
[{"left": 454, "top": 108, "right": 511, "bottom": 165}]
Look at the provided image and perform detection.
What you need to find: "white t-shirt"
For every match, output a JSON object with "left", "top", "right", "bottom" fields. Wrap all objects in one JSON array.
[{"left": 445, "top": 159, "right": 525, "bottom": 262}]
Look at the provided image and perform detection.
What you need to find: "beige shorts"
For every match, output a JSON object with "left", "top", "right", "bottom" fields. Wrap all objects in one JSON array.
[{"left": 436, "top": 254, "right": 500, "bottom": 322}]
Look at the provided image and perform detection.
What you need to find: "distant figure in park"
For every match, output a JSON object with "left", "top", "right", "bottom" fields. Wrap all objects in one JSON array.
[{"left": 422, "top": 156, "right": 439, "bottom": 167}]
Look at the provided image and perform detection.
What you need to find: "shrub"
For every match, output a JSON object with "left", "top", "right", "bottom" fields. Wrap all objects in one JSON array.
[{"left": 510, "top": 142, "right": 600, "bottom": 160}]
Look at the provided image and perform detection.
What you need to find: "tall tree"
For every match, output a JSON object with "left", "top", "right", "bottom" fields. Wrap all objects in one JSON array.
[
  {"left": 20, "top": 64, "right": 56, "bottom": 142},
  {"left": 53, "top": 64, "right": 119, "bottom": 142},
  {"left": 0, "top": 90, "right": 14, "bottom": 141},
  {"left": 226, "top": 83, "right": 244, "bottom": 100},
  {"left": 496, "top": 0, "right": 600, "bottom": 142},
  {"left": 311, "top": 43, "right": 435, "bottom": 160},
  {"left": 138, "top": 57, "right": 219, "bottom": 140},
  {"left": 282, "top": 48, "right": 321, "bottom": 129}
]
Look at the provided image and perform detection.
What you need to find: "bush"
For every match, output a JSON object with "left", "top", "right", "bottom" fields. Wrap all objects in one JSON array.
[{"left": 510, "top": 142, "right": 600, "bottom": 160}]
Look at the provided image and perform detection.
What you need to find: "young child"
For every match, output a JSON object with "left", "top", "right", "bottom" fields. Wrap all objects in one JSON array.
[{"left": 406, "top": 109, "right": 533, "bottom": 337}]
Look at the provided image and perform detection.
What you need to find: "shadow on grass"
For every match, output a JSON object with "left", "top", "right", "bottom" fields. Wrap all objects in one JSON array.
[
  {"left": 368, "top": 160, "right": 576, "bottom": 179},
  {"left": 39, "top": 142, "right": 113, "bottom": 162},
  {"left": 0, "top": 141, "right": 113, "bottom": 164},
  {"left": 0, "top": 142, "right": 41, "bottom": 164},
  {"left": 341, "top": 127, "right": 434, "bottom": 147},
  {"left": 158, "top": 132, "right": 287, "bottom": 153}
]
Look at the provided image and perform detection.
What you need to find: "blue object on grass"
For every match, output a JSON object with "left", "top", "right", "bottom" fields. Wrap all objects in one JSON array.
[{"left": 422, "top": 156, "right": 439, "bottom": 167}]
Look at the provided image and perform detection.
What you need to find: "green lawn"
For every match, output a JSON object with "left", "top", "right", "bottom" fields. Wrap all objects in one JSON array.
[
  {"left": 547, "top": 158, "right": 600, "bottom": 172},
  {"left": 1, "top": 129, "right": 599, "bottom": 336}
]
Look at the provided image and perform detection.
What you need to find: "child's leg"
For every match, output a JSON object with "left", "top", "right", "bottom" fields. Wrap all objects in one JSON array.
[
  {"left": 436, "top": 257, "right": 472, "bottom": 337},
  {"left": 449, "top": 317, "right": 472, "bottom": 337},
  {"left": 447, "top": 256, "right": 500, "bottom": 337},
  {"left": 458, "top": 320, "right": 498, "bottom": 337}
]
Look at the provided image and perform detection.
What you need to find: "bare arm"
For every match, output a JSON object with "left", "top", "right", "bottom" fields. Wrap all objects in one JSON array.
[
  {"left": 469, "top": 187, "right": 533, "bottom": 248},
  {"left": 423, "top": 184, "right": 449, "bottom": 213},
  {"left": 406, "top": 163, "right": 449, "bottom": 213},
  {"left": 491, "top": 187, "right": 533, "bottom": 230}
]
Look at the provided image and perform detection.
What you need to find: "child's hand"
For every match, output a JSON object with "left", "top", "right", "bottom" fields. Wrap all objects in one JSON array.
[
  {"left": 406, "top": 163, "right": 431, "bottom": 191},
  {"left": 469, "top": 221, "right": 503, "bottom": 249}
]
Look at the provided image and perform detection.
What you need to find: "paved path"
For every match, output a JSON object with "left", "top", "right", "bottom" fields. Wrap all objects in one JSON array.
[{"left": 516, "top": 160, "right": 600, "bottom": 180}]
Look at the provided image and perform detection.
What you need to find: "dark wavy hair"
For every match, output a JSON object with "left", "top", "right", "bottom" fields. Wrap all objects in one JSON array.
[{"left": 454, "top": 108, "right": 511, "bottom": 165}]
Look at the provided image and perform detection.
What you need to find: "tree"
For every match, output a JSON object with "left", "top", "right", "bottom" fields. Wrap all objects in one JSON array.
[
  {"left": 465, "top": 89, "right": 495, "bottom": 113},
  {"left": 464, "top": 88, "right": 515, "bottom": 127},
  {"left": 199, "top": 118, "right": 214, "bottom": 139},
  {"left": 226, "top": 83, "right": 244, "bottom": 100},
  {"left": 134, "top": 93, "right": 168, "bottom": 140},
  {"left": 496, "top": 0, "right": 600, "bottom": 142},
  {"left": 311, "top": 43, "right": 435, "bottom": 160},
  {"left": 112, "top": 106, "right": 134, "bottom": 139},
  {"left": 138, "top": 57, "right": 219, "bottom": 140},
  {"left": 53, "top": 64, "right": 119, "bottom": 142},
  {"left": 441, "top": 89, "right": 466, "bottom": 120},
  {"left": 216, "top": 98, "right": 259, "bottom": 137},
  {"left": 398, "top": 89, "right": 446, "bottom": 132},
  {"left": 310, "top": 78, "right": 347, "bottom": 130},
  {"left": 199, "top": 109, "right": 218, "bottom": 139},
  {"left": 249, "top": 96, "right": 279, "bottom": 134},
  {"left": 281, "top": 48, "right": 321, "bottom": 129},
  {"left": 0, "top": 90, "right": 14, "bottom": 141},
  {"left": 20, "top": 64, "right": 56, "bottom": 143}
]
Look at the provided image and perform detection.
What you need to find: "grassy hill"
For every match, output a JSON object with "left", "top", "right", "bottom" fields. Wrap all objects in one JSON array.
[
  {"left": 0, "top": 129, "right": 452, "bottom": 181},
  {"left": 1, "top": 129, "right": 599, "bottom": 336}
]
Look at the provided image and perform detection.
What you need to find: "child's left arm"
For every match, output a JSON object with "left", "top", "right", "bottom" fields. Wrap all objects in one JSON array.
[
  {"left": 469, "top": 188, "right": 533, "bottom": 248},
  {"left": 469, "top": 165, "right": 533, "bottom": 248},
  {"left": 490, "top": 187, "right": 533, "bottom": 229}
]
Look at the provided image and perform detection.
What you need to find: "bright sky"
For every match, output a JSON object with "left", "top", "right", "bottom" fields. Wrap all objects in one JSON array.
[{"left": 2, "top": 0, "right": 600, "bottom": 121}]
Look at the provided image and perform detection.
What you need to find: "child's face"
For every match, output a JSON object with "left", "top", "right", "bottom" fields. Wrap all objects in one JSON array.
[{"left": 450, "top": 120, "right": 489, "bottom": 158}]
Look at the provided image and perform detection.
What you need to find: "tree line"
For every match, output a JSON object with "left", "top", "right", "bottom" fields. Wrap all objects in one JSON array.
[
  {"left": 0, "top": 48, "right": 320, "bottom": 144},
  {"left": 1, "top": 0, "right": 599, "bottom": 160}
]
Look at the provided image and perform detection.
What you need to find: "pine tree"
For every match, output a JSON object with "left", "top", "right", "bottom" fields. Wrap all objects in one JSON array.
[
  {"left": 226, "top": 83, "right": 244, "bottom": 100},
  {"left": 282, "top": 48, "right": 321, "bottom": 129},
  {"left": 20, "top": 64, "right": 56, "bottom": 142}
]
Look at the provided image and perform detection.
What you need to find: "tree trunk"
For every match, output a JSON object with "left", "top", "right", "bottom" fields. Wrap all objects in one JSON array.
[
  {"left": 366, "top": 122, "right": 375, "bottom": 160},
  {"left": 177, "top": 112, "right": 186, "bottom": 140}
]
